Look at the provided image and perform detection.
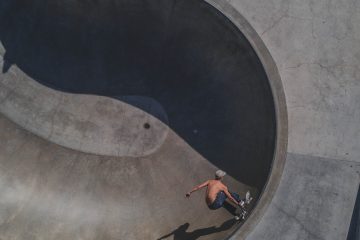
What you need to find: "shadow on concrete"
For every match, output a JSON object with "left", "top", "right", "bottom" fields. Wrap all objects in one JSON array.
[
  {"left": 347, "top": 184, "right": 360, "bottom": 240},
  {"left": 157, "top": 218, "right": 237, "bottom": 240},
  {"left": 223, "top": 201, "right": 238, "bottom": 216},
  {"left": 0, "top": 0, "right": 276, "bottom": 190}
]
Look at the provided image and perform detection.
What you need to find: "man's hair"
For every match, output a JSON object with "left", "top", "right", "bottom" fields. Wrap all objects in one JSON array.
[{"left": 215, "top": 170, "right": 226, "bottom": 179}]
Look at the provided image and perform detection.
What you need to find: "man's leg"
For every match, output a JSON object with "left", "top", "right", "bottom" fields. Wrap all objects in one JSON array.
[
  {"left": 229, "top": 192, "right": 242, "bottom": 203},
  {"left": 229, "top": 192, "right": 247, "bottom": 220},
  {"left": 209, "top": 191, "right": 227, "bottom": 210},
  {"left": 230, "top": 191, "right": 252, "bottom": 204},
  {"left": 219, "top": 192, "right": 246, "bottom": 220},
  {"left": 217, "top": 191, "right": 227, "bottom": 206}
]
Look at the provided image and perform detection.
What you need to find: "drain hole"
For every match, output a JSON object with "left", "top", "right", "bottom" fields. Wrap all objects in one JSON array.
[{"left": 144, "top": 123, "right": 151, "bottom": 129}]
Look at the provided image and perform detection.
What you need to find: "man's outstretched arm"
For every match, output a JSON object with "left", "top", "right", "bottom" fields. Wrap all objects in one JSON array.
[{"left": 186, "top": 181, "right": 209, "bottom": 197}]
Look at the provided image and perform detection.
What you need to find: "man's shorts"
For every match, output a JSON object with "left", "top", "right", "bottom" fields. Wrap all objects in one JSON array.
[
  {"left": 208, "top": 191, "right": 227, "bottom": 210},
  {"left": 208, "top": 191, "right": 241, "bottom": 210}
]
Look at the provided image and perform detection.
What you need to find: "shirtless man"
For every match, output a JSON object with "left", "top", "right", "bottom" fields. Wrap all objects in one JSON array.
[{"left": 185, "top": 170, "right": 251, "bottom": 212}]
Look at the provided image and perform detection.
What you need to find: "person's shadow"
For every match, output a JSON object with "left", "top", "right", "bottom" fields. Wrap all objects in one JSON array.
[{"left": 157, "top": 218, "right": 236, "bottom": 240}]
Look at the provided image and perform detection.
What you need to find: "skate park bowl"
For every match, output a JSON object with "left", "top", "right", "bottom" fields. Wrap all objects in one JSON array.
[{"left": 0, "top": 0, "right": 287, "bottom": 239}]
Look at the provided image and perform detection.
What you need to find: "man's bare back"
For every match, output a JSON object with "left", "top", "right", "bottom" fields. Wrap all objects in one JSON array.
[
  {"left": 186, "top": 177, "right": 240, "bottom": 206},
  {"left": 206, "top": 180, "right": 228, "bottom": 205}
]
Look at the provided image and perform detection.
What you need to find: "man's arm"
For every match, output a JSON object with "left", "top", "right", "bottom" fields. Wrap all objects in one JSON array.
[
  {"left": 223, "top": 187, "right": 240, "bottom": 205},
  {"left": 186, "top": 181, "right": 209, "bottom": 197}
]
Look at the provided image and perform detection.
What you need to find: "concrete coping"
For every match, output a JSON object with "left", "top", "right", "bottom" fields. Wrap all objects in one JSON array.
[{"left": 203, "top": 0, "right": 288, "bottom": 239}]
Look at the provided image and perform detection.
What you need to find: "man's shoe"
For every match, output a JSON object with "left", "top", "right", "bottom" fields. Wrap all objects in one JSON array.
[
  {"left": 242, "top": 212, "right": 246, "bottom": 220},
  {"left": 245, "top": 191, "right": 253, "bottom": 204}
]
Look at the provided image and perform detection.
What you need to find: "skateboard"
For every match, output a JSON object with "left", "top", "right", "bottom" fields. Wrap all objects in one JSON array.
[{"left": 235, "top": 191, "right": 253, "bottom": 221}]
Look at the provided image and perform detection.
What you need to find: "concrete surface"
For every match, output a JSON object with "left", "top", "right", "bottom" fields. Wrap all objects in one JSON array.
[
  {"left": 226, "top": 0, "right": 360, "bottom": 239},
  {"left": 229, "top": 0, "right": 360, "bottom": 162},
  {"left": 243, "top": 153, "right": 360, "bottom": 240},
  {"left": 0, "top": 0, "right": 359, "bottom": 239},
  {"left": 0, "top": 114, "right": 250, "bottom": 240},
  {"left": 0, "top": 0, "right": 286, "bottom": 239},
  {"left": 0, "top": 0, "right": 279, "bottom": 191},
  {"left": 0, "top": 62, "right": 169, "bottom": 157}
]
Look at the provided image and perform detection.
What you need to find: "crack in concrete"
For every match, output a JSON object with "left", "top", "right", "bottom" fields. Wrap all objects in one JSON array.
[
  {"left": 261, "top": 12, "right": 288, "bottom": 36},
  {"left": 273, "top": 203, "right": 325, "bottom": 240}
]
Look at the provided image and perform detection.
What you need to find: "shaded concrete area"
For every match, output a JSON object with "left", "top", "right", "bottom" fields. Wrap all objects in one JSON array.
[
  {"left": 0, "top": 0, "right": 276, "bottom": 190},
  {"left": 157, "top": 219, "right": 236, "bottom": 240},
  {"left": 347, "top": 185, "right": 360, "bottom": 240}
]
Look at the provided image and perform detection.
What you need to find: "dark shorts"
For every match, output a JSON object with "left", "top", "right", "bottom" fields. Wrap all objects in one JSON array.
[{"left": 208, "top": 191, "right": 242, "bottom": 210}]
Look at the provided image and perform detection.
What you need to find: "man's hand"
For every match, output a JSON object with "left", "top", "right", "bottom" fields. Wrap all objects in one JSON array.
[{"left": 187, "top": 181, "right": 209, "bottom": 198}]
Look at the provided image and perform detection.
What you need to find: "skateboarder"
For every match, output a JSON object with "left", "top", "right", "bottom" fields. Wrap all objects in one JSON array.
[{"left": 186, "top": 170, "right": 251, "bottom": 219}]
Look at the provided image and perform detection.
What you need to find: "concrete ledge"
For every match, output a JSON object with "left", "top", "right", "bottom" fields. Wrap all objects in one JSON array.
[
  {"left": 247, "top": 153, "right": 360, "bottom": 240},
  {"left": 0, "top": 56, "right": 169, "bottom": 157}
]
